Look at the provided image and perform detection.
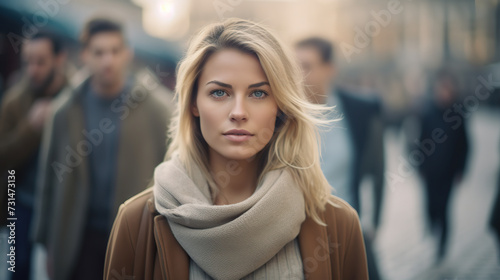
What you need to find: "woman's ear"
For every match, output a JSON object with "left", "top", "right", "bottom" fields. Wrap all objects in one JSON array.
[{"left": 192, "top": 101, "right": 200, "bottom": 117}]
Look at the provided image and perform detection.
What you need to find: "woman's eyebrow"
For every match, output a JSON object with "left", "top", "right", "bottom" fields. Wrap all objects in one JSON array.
[
  {"left": 206, "top": 80, "right": 232, "bottom": 88},
  {"left": 205, "top": 80, "right": 270, "bottom": 89},
  {"left": 248, "top": 81, "right": 270, "bottom": 89}
]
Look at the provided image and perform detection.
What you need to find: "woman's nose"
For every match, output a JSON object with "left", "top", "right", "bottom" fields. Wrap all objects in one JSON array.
[{"left": 229, "top": 96, "right": 248, "bottom": 121}]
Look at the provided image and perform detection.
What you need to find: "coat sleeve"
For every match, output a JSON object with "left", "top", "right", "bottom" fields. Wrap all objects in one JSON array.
[
  {"left": 30, "top": 105, "right": 59, "bottom": 246},
  {"left": 0, "top": 91, "right": 41, "bottom": 170},
  {"left": 341, "top": 207, "right": 369, "bottom": 280},
  {"left": 104, "top": 203, "right": 138, "bottom": 280}
]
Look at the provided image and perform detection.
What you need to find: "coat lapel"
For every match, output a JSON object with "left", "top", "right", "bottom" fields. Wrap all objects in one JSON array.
[
  {"left": 152, "top": 198, "right": 189, "bottom": 280},
  {"left": 298, "top": 213, "right": 332, "bottom": 280}
]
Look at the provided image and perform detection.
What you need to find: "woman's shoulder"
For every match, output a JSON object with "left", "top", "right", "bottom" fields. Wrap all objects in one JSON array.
[
  {"left": 316, "top": 197, "right": 368, "bottom": 279},
  {"left": 325, "top": 194, "right": 358, "bottom": 214},
  {"left": 107, "top": 188, "right": 157, "bottom": 252},
  {"left": 113, "top": 188, "right": 157, "bottom": 230},
  {"left": 120, "top": 187, "right": 155, "bottom": 212},
  {"left": 323, "top": 194, "right": 362, "bottom": 235},
  {"left": 105, "top": 188, "right": 162, "bottom": 279},
  {"left": 299, "top": 194, "right": 367, "bottom": 279}
]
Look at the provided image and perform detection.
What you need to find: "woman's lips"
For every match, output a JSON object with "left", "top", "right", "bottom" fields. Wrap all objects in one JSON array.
[
  {"left": 222, "top": 129, "right": 254, "bottom": 142},
  {"left": 223, "top": 134, "right": 253, "bottom": 142}
]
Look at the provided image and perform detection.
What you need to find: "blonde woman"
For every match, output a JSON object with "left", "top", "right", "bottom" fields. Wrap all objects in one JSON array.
[{"left": 104, "top": 18, "right": 368, "bottom": 280}]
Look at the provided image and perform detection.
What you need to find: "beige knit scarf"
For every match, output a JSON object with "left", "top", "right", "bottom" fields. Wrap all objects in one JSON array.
[{"left": 153, "top": 153, "right": 306, "bottom": 280}]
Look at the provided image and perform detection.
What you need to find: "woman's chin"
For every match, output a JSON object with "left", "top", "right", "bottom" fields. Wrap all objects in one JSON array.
[{"left": 217, "top": 148, "right": 260, "bottom": 162}]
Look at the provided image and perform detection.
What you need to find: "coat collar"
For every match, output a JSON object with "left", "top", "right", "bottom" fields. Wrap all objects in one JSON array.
[{"left": 147, "top": 197, "right": 332, "bottom": 280}]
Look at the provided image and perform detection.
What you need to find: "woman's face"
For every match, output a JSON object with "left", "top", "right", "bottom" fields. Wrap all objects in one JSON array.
[{"left": 193, "top": 48, "right": 279, "bottom": 161}]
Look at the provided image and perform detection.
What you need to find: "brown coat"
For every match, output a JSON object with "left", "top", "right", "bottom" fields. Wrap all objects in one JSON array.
[{"left": 104, "top": 188, "right": 369, "bottom": 280}]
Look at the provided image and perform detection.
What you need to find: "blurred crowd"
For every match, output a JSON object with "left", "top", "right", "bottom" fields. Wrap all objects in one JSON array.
[{"left": 1, "top": 0, "right": 500, "bottom": 279}]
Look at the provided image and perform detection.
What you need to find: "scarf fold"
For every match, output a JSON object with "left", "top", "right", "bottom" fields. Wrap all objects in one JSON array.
[{"left": 153, "top": 153, "right": 306, "bottom": 280}]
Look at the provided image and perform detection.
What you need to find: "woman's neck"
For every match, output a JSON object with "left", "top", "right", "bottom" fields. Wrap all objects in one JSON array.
[{"left": 208, "top": 149, "right": 260, "bottom": 205}]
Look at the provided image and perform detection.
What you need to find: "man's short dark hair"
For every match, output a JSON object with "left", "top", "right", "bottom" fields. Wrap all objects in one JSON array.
[
  {"left": 296, "top": 37, "right": 334, "bottom": 64},
  {"left": 30, "top": 30, "right": 64, "bottom": 55},
  {"left": 80, "top": 18, "right": 124, "bottom": 47}
]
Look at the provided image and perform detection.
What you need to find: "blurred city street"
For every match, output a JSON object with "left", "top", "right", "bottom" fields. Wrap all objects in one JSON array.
[
  {"left": 368, "top": 108, "right": 500, "bottom": 280},
  {"left": 1, "top": 0, "right": 500, "bottom": 279}
]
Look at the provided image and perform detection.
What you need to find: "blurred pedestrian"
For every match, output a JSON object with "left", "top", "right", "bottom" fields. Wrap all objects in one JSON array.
[
  {"left": 31, "top": 18, "right": 174, "bottom": 280},
  {"left": 489, "top": 134, "right": 500, "bottom": 263},
  {"left": 417, "top": 69, "right": 469, "bottom": 260},
  {"left": 0, "top": 30, "right": 68, "bottom": 280},
  {"left": 295, "top": 37, "right": 385, "bottom": 280}
]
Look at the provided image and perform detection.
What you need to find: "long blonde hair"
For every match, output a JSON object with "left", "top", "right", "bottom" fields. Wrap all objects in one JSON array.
[{"left": 166, "top": 18, "right": 337, "bottom": 225}]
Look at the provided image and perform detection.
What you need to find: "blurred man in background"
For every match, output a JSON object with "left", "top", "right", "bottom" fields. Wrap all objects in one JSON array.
[
  {"left": 295, "top": 37, "right": 385, "bottom": 280},
  {"left": 0, "top": 30, "right": 68, "bottom": 280},
  {"left": 490, "top": 138, "right": 500, "bottom": 263},
  {"left": 417, "top": 69, "right": 469, "bottom": 260},
  {"left": 31, "top": 18, "right": 173, "bottom": 280}
]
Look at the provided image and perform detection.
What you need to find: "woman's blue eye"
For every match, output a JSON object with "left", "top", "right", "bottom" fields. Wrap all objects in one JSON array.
[
  {"left": 252, "top": 90, "right": 267, "bottom": 99},
  {"left": 211, "top": 90, "right": 227, "bottom": 98}
]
